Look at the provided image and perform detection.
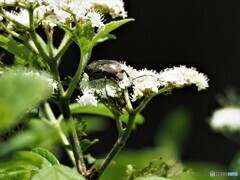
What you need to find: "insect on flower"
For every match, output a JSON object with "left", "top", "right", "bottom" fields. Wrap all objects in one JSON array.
[
  {"left": 86, "top": 60, "right": 126, "bottom": 81},
  {"left": 84, "top": 60, "right": 129, "bottom": 113}
]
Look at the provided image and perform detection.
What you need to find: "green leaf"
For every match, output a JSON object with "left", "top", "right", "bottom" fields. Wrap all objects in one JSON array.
[
  {"left": 56, "top": 21, "right": 94, "bottom": 55},
  {"left": 69, "top": 103, "right": 144, "bottom": 125},
  {"left": 0, "top": 168, "right": 31, "bottom": 180},
  {"left": 0, "top": 151, "right": 54, "bottom": 179},
  {"left": 80, "top": 139, "right": 99, "bottom": 152},
  {"left": 32, "top": 147, "right": 59, "bottom": 166},
  {"left": 0, "top": 35, "right": 44, "bottom": 68},
  {"left": 0, "top": 69, "right": 54, "bottom": 133},
  {"left": 75, "top": 22, "right": 94, "bottom": 63},
  {"left": 32, "top": 164, "right": 85, "bottom": 180},
  {"left": 92, "top": 18, "right": 134, "bottom": 47},
  {"left": 0, "top": 151, "right": 51, "bottom": 170},
  {"left": 93, "top": 34, "right": 116, "bottom": 47},
  {"left": 0, "top": 120, "right": 59, "bottom": 158}
]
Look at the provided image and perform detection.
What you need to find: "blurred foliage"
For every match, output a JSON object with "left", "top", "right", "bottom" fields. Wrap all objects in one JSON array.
[
  {"left": 0, "top": 69, "right": 53, "bottom": 134},
  {"left": 70, "top": 103, "right": 145, "bottom": 126},
  {"left": 0, "top": 149, "right": 84, "bottom": 180},
  {"left": 124, "top": 157, "right": 188, "bottom": 180},
  {"left": 0, "top": 120, "right": 60, "bottom": 159},
  {"left": 216, "top": 88, "right": 240, "bottom": 107},
  {"left": 155, "top": 107, "right": 192, "bottom": 158},
  {"left": 101, "top": 107, "right": 230, "bottom": 180},
  {"left": 229, "top": 152, "right": 240, "bottom": 180}
]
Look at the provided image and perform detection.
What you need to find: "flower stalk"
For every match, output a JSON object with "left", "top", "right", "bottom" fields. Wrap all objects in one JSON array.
[
  {"left": 57, "top": 98, "right": 87, "bottom": 175},
  {"left": 90, "top": 112, "right": 136, "bottom": 179}
]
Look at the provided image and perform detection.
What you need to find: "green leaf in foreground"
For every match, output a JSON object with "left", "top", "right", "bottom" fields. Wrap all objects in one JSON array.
[
  {"left": 32, "top": 164, "right": 85, "bottom": 180},
  {"left": 0, "top": 69, "right": 54, "bottom": 133},
  {"left": 0, "top": 120, "right": 59, "bottom": 158},
  {"left": 69, "top": 103, "right": 144, "bottom": 125},
  {"left": 32, "top": 147, "right": 59, "bottom": 166},
  {"left": 0, "top": 151, "right": 51, "bottom": 170},
  {"left": 0, "top": 168, "right": 32, "bottom": 180},
  {"left": 0, "top": 151, "right": 56, "bottom": 179}
]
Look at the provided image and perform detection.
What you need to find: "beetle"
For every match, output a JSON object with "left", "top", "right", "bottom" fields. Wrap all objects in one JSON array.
[
  {"left": 86, "top": 60, "right": 126, "bottom": 81},
  {"left": 85, "top": 60, "right": 127, "bottom": 113}
]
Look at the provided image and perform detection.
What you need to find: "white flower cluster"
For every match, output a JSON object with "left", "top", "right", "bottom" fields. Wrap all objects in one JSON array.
[
  {"left": 77, "top": 61, "right": 209, "bottom": 107},
  {"left": 76, "top": 73, "right": 125, "bottom": 106},
  {"left": 209, "top": 107, "right": 240, "bottom": 133},
  {"left": 0, "top": 0, "right": 127, "bottom": 28},
  {"left": 158, "top": 66, "right": 209, "bottom": 91}
]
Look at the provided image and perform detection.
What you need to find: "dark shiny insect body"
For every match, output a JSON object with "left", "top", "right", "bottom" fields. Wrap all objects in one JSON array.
[
  {"left": 86, "top": 60, "right": 126, "bottom": 113},
  {"left": 86, "top": 60, "right": 125, "bottom": 81}
]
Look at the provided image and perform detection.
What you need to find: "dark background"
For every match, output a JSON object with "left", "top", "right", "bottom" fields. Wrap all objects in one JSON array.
[{"left": 83, "top": 0, "right": 240, "bottom": 166}]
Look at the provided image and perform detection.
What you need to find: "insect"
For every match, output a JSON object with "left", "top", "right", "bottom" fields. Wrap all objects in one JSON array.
[
  {"left": 86, "top": 60, "right": 126, "bottom": 81},
  {"left": 86, "top": 60, "right": 127, "bottom": 113}
]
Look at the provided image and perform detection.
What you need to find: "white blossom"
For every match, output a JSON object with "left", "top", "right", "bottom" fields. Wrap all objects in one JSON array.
[
  {"left": 126, "top": 68, "right": 161, "bottom": 102},
  {"left": 1, "top": 0, "right": 127, "bottom": 28},
  {"left": 6, "top": 9, "right": 30, "bottom": 28},
  {"left": 209, "top": 107, "right": 240, "bottom": 133},
  {"left": 86, "top": 11, "right": 104, "bottom": 28},
  {"left": 76, "top": 93, "right": 98, "bottom": 106},
  {"left": 77, "top": 61, "right": 209, "bottom": 107},
  {"left": 158, "top": 66, "right": 209, "bottom": 91},
  {"left": 77, "top": 73, "right": 123, "bottom": 106}
]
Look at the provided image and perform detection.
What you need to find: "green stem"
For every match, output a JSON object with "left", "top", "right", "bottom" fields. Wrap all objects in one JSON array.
[
  {"left": 56, "top": 123, "right": 76, "bottom": 165},
  {"left": 58, "top": 99, "right": 87, "bottom": 175},
  {"left": 43, "top": 102, "right": 75, "bottom": 165},
  {"left": 124, "top": 89, "right": 133, "bottom": 111},
  {"left": 64, "top": 49, "right": 90, "bottom": 99},
  {"left": 89, "top": 87, "right": 172, "bottom": 179},
  {"left": 115, "top": 116, "right": 123, "bottom": 136},
  {"left": 54, "top": 33, "right": 73, "bottom": 65},
  {"left": 0, "top": 22, "right": 26, "bottom": 41},
  {"left": 112, "top": 111, "right": 123, "bottom": 137},
  {"left": 44, "top": 103, "right": 56, "bottom": 122},
  {"left": 134, "top": 86, "right": 172, "bottom": 113},
  {"left": 89, "top": 112, "right": 136, "bottom": 179},
  {"left": 46, "top": 27, "right": 54, "bottom": 59},
  {"left": 28, "top": 7, "right": 49, "bottom": 62}
]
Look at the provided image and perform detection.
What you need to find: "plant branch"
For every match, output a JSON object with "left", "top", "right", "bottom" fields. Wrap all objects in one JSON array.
[
  {"left": 46, "top": 27, "right": 54, "bottom": 59},
  {"left": 54, "top": 33, "right": 73, "bottom": 65},
  {"left": 28, "top": 7, "right": 50, "bottom": 63},
  {"left": 64, "top": 48, "right": 90, "bottom": 99},
  {"left": 112, "top": 111, "right": 123, "bottom": 137},
  {"left": 44, "top": 102, "right": 56, "bottom": 122},
  {"left": 43, "top": 102, "right": 75, "bottom": 165},
  {"left": 89, "top": 112, "right": 136, "bottom": 179},
  {"left": 58, "top": 99, "right": 87, "bottom": 176},
  {"left": 0, "top": 22, "right": 26, "bottom": 42}
]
